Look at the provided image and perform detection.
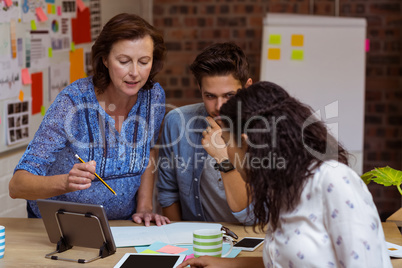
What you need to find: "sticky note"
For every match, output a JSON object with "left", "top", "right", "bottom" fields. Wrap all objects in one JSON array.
[
  {"left": 47, "top": 4, "right": 52, "bottom": 14},
  {"left": 45, "top": 0, "right": 55, "bottom": 3},
  {"left": 48, "top": 47, "right": 53, "bottom": 58},
  {"left": 21, "top": 68, "right": 32, "bottom": 85},
  {"left": 5, "top": 0, "right": 12, "bottom": 7},
  {"left": 365, "top": 39, "right": 370, "bottom": 52},
  {"left": 19, "top": 90, "right": 24, "bottom": 101},
  {"left": 268, "top": 48, "right": 280, "bottom": 60},
  {"left": 76, "top": 0, "right": 87, "bottom": 12},
  {"left": 52, "top": 5, "right": 56, "bottom": 14},
  {"left": 57, "top": 6, "right": 62, "bottom": 16},
  {"left": 141, "top": 249, "right": 160, "bottom": 254},
  {"left": 70, "top": 42, "right": 75, "bottom": 51},
  {"left": 291, "top": 34, "right": 304, "bottom": 47},
  {"left": 269, "top": 34, "right": 281, "bottom": 45},
  {"left": 184, "top": 254, "right": 194, "bottom": 261},
  {"left": 36, "top": 7, "right": 48, "bottom": 22},
  {"left": 41, "top": 106, "right": 46, "bottom": 116},
  {"left": 156, "top": 245, "right": 188, "bottom": 254},
  {"left": 31, "top": 20, "right": 37, "bottom": 30},
  {"left": 291, "top": 49, "right": 304, "bottom": 61}
]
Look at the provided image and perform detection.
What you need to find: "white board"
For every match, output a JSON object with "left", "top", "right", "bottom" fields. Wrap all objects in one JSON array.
[{"left": 260, "top": 13, "right": 366, "bottom": 174}]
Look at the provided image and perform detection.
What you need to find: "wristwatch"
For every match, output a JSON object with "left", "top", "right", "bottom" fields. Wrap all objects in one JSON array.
[{"left": 214, "top": 159, "right": 235, "bottom": 173}]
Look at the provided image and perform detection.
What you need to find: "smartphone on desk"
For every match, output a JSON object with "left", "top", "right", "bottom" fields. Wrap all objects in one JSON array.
[{"left": 233, "top": 237, "right": 265, "bottom": 251}]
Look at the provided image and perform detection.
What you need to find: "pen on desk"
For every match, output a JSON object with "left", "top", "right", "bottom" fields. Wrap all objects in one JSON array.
[{"left": 74, "top": 154, "right": 117, "bottom": 196}]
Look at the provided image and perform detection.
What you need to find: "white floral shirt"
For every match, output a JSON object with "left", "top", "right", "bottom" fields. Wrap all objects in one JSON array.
[{"left": 263, "top": 161, "right": 392, "bottom": 268}]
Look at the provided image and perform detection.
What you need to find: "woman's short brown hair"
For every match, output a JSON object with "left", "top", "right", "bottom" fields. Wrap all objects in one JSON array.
[{"left": 92, "top": 13, "right": 166, "bottom": 93}]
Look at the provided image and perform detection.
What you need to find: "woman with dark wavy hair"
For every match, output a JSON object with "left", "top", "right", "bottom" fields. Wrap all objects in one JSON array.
[
  {"left": 10, "top": 13, "right": 170, "bottom": 226},
  {"left": 178, "top": 81, "right": 391, "bottom": 267}
]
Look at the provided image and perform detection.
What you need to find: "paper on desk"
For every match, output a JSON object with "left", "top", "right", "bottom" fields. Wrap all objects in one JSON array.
[
  {"left": 386, "top": 242, "right": 402, "bottom": 258},
  {"left": 111, "top": 222, "right": 222, "bottom": 247}
]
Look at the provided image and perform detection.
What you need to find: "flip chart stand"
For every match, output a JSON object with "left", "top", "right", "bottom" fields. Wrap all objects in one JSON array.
[{"left": 45, "top": 210, "right": 113, "bottom": 263}]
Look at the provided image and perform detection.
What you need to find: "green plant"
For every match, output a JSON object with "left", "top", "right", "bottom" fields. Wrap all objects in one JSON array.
[{"left": 361, "top": 166, "right": 402, "bottom": 195}]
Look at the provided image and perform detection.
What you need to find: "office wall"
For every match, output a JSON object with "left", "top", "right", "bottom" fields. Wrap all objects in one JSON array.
[
  {"left": 153, "top": 0, "right": 402, "bottom": 220},
  {"left": 0, "top": 0, "right": 151, "bottom": 218}
]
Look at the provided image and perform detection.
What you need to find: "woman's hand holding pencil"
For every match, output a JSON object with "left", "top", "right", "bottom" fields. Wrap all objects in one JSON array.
[
  {"left": 64, "top": 155, "right": 97, "bottom": 192},
  {"left": 74, "top": 154, "right": 117, "bottom": 195}
]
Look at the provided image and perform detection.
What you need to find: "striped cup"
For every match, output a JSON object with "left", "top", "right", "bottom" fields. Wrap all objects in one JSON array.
[
  {"left": 193, "top": 229, "right": 233, "bottom": 258},
  {"left": 0, "top": 225, "right": 4, "bottom": 259}
]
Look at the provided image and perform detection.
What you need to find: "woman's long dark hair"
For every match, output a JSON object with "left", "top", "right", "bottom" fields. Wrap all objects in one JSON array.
[{"left": 220, "top": 81, "right": 349, "bottom": 231}]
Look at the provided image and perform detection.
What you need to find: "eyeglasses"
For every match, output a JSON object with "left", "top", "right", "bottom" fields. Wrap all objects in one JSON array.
[{"left": 221, "top": 225, "right": 238, "bottom": 241}]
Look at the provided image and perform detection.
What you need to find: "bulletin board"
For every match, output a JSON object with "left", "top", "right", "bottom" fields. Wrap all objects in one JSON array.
[
  {"left": 0, "top": 0, "right": 152, "bottom": 155},
  {"left": 0, "top": 0, "right": 100, "bottom": 154},
  {"left": 259, "top": 13, "right": 367, "bottom": 174}
]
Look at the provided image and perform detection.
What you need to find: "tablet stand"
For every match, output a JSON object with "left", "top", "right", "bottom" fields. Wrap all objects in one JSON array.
[{"left": 45, "top": 210, "right": 114, "bottom": 263}]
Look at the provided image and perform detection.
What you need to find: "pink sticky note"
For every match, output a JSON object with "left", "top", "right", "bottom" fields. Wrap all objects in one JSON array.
[
  {"left": 57, "top": 6, "right": 62, "bottom": 16},
  {"left": 76, "top": 0, "right": 86, "bottom": 12},
  {"left": 21, "top": 68, "right": 32, "bottom": 85},
  {"left": 36, "top": 7, "right": 48, "bottom": 22},
  {"left": 156, "top": 245, "right": 188, "bottom": 254},
  {"left": 184, "top": 254, "right": 194, "bottom": 261},
  {"left": 365, "top": 39, "right": 370, "bottom": 52},
  {"left": 4, "top": 0, "right": 12, "bottom": 7}
]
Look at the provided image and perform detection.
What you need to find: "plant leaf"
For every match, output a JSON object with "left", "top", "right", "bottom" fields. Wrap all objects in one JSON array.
[
  {"left": 361, "top": 171, "right": 374, "bottom": 184},
  {"left": 368, "top": 166, "right": 402, "bottom": 187}
]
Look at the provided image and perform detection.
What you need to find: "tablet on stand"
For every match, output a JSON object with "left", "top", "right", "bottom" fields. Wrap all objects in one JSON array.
[{"left": 37, "top": 199, "right": 116, "bottom": 263}]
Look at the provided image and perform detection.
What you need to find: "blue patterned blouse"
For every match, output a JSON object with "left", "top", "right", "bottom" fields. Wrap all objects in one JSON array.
[{"left": 14, "top": 77, "right": 165, "bottom": 220}]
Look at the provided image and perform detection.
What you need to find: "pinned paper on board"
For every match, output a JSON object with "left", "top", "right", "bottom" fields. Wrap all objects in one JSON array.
[
  {"left": 10, "top": 20, "right": 17, "bottom": 58},
  {"left": 41, "top": 105, "right": 46, "bottom": 116},
  {"left": 18, "top": 90, "right": 24, "bottom": 102},
  {"left": 76, "top": 0, "right": 87, "bottom": 12},
  {"left": 71, "top": 5, "right": 91, "bottom": 44},
  {"left": 269, "top": 34, "right": 281, "bottom": 45},
  {"left": 4, "top": 0, "right": 13, "bottom": 7},
  {"left": 6, "top": 100, "right": 30, "bottom": 145},
  {"left": 31, "top": 72, "right": 43, "bottom": 115},
  {"left": 30, "top": 20, "right": 37, "bottom": 30},
  {"left": 291, "top": 34, "right": 304, "bottom": 47},
  {"left": 21, "top": 68, "right": 32, "bottom": 85},
  {"left": 291, "top": 49, "right": 304, "bottom": 61},
  {"left": 69, "top": 48, "right": 86, "bottom": 83},
  {"left": 268, "top": 48, "right": 280, "bottom": 60},
  {"left": 35, "top": 7, "right": 48, "bottom": 22}
]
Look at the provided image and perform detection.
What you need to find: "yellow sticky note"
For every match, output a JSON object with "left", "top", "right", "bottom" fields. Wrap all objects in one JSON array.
[
  {"left": 48, "top": 47, "right": 53, "bottom": 58},
  {"left": 291, "top": 34, "right": 304, "bottom": 47},
  {"left": 52, "top": 5, "right": 56, "bottom": 14},
  {"left": 269, "top": 34, "right": 281, "bottom": 45},
  {"left": 31, "top": 20, "right": 37, "bottom": 30},
  {"left": 291, "top": 50, "right": 304, "bottom": 61},
  {"left": 268, "top": 48, "right": 280, "bottom": 60},
  {"left": 41, "top": 106, "right": 46, "bottom": 116},
  {"left": 19, "top": 90, "right": 24, "bottom": 102},
  {"left": 141, "top": 249, "right": 160, "bottom": 254},
  {"left": 70, "top": 42, "right": 75, "bottom": 51}
]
